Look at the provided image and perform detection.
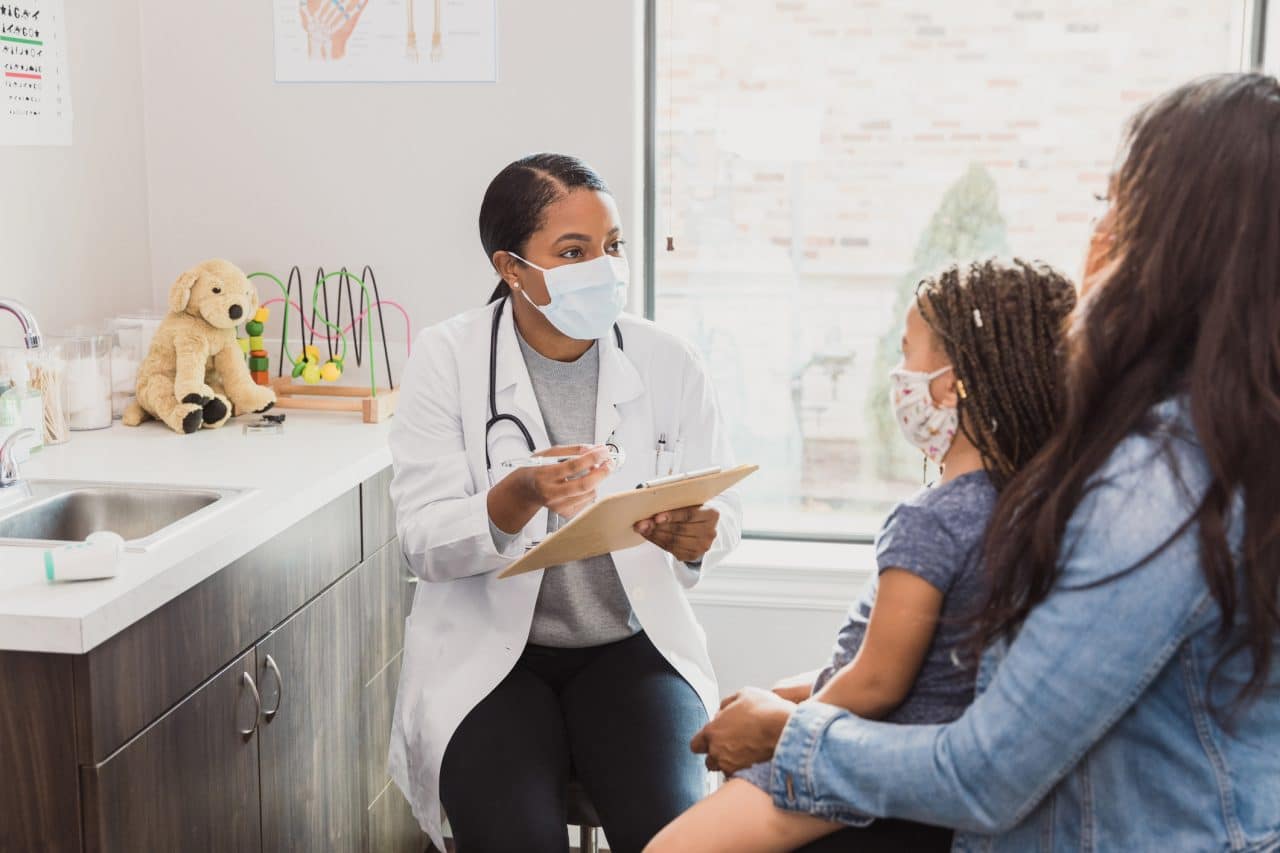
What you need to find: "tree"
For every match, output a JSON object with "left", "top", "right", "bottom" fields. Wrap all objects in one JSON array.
[{"left": 868, "top": 163, "right": 1008, "bottom": 480}]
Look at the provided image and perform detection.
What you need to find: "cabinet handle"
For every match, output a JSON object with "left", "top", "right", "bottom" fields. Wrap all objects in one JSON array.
[
  {"left": 403, "top": 575, "right": 419, "bottom": 585},
  {"left": 238, "top": 672, "right": 261, "bottom": 737},
  {"left": 262, "top": 654, "right": 284, "bottom": 721}
]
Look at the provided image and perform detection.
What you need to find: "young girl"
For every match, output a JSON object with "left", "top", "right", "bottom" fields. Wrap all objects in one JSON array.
[{"left": 647, "top": 258, "right": 1077, "bottom": 853}]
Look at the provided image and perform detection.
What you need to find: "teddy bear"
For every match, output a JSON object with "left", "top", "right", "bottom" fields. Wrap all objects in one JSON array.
[{"left": 122, "top": 259, "right": 277, "bottom": 434}]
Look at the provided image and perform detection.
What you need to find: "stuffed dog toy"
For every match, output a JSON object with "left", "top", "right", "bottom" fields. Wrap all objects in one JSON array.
[{"left": 122, "top": 259, "right": 276, "bottom": 434}]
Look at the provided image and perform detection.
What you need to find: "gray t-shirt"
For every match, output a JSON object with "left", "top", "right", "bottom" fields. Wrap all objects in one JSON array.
[
  {"left": 737, "top": 470, "right": 997, "bottom": 791},
  {"left": 491, "top": 332, "right": 639, "bottom": 648}
]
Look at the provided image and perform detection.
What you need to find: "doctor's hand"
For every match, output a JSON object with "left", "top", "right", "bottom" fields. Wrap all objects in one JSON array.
[
  {"left": 633, "top": 505, "right": 720, "bottom": 563},
  {"left": 690, "top": 686, "right": 794, "bottom": 775},
  {"left": 488, "top": 445, "right": 615, "bottom": 534}
]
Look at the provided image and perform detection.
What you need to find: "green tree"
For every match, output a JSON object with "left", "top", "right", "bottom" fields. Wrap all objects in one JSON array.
[{"left": 868, "top": 163, "right": 1008, "bottom": 480}]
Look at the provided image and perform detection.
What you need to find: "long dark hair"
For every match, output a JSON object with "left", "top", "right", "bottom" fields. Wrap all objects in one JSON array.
[
  {"left": 478, "top": 153, "right": 611, "bottom": 303},
  {"left": 917, "top": 259, "right": 1076, "bottom": 492},
  {"left": 978, "top": 73, "right": 1280, "bottom": 708}
]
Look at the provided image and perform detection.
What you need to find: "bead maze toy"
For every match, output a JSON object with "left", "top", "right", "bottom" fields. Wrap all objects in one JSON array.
[{"left": 245, "top": 266, "right": 411, "bottom": 423}]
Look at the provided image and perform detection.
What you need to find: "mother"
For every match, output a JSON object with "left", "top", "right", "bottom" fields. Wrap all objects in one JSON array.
[{"left": 688, "top": 72, "right": 1280, "bottom": 852}]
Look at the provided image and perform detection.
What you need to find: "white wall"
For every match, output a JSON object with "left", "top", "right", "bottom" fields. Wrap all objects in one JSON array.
[
  {"left": 689, "top": 545, "right": 874, "bottom": 696},
  {"left": 137, "top": 0, "right": 646, "bottom": 350},
  {"left": 0, "top": 0, "right": 153, "bottom": 347}
]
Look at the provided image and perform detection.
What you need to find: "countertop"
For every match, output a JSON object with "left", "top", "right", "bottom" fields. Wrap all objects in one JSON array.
[{"left": 0, "top": 413, "right": 393, "bottom": 655}]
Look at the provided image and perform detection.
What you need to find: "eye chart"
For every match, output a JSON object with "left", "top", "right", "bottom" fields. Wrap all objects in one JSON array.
[
  {"left": 273, "top": 0, "right": 496, "bottom": 83},
  {"left": 0, "top": 0, "right": 71, "bottom": 146}
]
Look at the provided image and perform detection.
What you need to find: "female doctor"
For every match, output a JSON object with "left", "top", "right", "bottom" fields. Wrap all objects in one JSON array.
[{"left": 387, "top": 153, "right": 743, "bottom": 853}]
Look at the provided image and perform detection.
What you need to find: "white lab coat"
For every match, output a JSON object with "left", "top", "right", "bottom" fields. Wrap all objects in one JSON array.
[{"left": 386, "top": 301, "right": 742, "bottom": 850}]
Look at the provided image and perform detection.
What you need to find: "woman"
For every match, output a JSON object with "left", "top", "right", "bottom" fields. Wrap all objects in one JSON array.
[
  {"left": 687, "top": 73, "right": 1280, "bottom": 851},
  {"left": 387, "top": 153, "right": 742, "bottom": 853}
]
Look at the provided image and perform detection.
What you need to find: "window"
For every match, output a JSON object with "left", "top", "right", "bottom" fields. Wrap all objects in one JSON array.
[{"left": 648, "top": 0, "right": 1254, "bottom": 541}]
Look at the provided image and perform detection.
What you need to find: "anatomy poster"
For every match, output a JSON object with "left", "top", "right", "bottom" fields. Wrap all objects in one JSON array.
[
  {"left": 0, "top": 0, "right": 72, "bottom": 146},
  {"left": 274, "top": 0, "right": 496, "bottom": 83}
]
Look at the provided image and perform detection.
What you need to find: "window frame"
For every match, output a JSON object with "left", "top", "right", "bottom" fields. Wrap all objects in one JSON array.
[{"left": 641, "top": 0, "right": 1269, "bottom": 544}]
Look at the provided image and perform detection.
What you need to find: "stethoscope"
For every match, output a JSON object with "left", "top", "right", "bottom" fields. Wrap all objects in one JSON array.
[{"left": 485, "top": 295, "right": 624, "bottom": 469}]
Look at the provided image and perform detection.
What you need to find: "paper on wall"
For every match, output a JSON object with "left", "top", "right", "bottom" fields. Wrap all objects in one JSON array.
[
  {"left": 0, "top": 0, "right": 71, "bottom": 146},
  {"left": 273, "top": 0, "right": 496, "bottom": 83}
]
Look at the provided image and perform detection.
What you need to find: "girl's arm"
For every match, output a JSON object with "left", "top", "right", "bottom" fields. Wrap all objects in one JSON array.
[
  {"left": 770, "top": 669, "right": 822, "bottom": 703},
  {"left": 811, "top": 569, "right": 943, "bottom": 720}
]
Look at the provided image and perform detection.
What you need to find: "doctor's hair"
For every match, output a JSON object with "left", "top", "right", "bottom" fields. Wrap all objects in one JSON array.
[
  {"left": 479, "top": 153, "right": 612, "bottom": 304},
  {"left": 916, "top": 258, "right": 1077, "bottom": 491}
]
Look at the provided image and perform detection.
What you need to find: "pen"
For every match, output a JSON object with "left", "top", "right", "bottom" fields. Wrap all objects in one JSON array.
[
  {"left": 637, "top": 466, "right": 721, "bottom": 490},
  {"left": 501, "top": 446, "right": 627, "bottom": 470}
]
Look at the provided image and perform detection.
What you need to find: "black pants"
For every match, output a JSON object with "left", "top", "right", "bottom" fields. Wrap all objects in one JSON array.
[
  {"left": 440, "top": 631, "right": 708, "bottom": 853},
  {"left": 797, "top": 818, "right": 954, "bottom": 852}
]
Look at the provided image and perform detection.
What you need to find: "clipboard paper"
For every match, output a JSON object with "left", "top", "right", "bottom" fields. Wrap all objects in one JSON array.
[{"left": 497, "top": 464, "right": 758, "bottom": 579}]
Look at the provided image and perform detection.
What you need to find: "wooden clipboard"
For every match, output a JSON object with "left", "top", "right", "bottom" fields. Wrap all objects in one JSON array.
[{"left": 497, "top": 464, "right": 758, "bottom": 579}]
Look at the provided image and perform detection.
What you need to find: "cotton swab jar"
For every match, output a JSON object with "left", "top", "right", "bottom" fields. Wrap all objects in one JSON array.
[{"left": 47, "top": 334, "right": 113, "bottom": 431}]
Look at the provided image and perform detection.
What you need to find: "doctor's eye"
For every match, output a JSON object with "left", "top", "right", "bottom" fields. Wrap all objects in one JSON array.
[
  {"left": 559, "top": 247, "right": 584, "bottom": 260},
  {"left": 609, "top": 239, "right": 627, "bottom": 254}
]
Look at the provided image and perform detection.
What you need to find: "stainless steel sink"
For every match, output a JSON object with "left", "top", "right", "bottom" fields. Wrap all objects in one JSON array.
[{"left": 0, "top": 480, "right": 249, "bottom": 551}]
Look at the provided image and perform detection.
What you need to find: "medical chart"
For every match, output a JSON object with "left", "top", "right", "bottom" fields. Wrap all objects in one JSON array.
[
  {"left": 0, "top": 0, "right": 71, "bottom": 146},
  {"left": 273, "top": 0, "right": 496, "bottom": 83}
]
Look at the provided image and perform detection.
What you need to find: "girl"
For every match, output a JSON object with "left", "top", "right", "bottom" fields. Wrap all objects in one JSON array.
[
  {"left": 688, "top": 72, "right": 1280, "bottom": 853},
  {"left": 649, "top": 258, "right": 1077, "bottom": 852}
]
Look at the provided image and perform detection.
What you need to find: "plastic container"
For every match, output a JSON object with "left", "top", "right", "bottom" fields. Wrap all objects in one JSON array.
[
  {"left": 48, "top": 334, "right": 113, "bottom": 431},
  {"left": 27, "top": 346, "right": 70, "bottom": 445},
  {"left": 0, "top": 346, "right": 47, "bottom": 452},
  {"left": 108, "top": 311, "right": 165, "bottom": 419}
]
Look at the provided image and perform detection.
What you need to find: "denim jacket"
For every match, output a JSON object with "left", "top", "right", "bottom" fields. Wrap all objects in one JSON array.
[{"left": 768, "top": 400, "right": 1280, "bottom": 852}]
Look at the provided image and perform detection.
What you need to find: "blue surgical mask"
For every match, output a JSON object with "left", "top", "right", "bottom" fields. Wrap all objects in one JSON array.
[{"left": 509, "top": 252, "right": 628, "bottom": 341}]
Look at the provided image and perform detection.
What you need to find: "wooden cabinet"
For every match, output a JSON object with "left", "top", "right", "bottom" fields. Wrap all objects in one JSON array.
[
  {"left": 0, "top": 468, "right": 427, "bottom": 853},
  {"left": 258, "top": 569, "right": 364, "bottom": 852},
  {"left": 80, "top": 649, "right": 262, "bottom": 853},
  {"left": 367, "top": 780, "right": 426, "bottom": 853}
]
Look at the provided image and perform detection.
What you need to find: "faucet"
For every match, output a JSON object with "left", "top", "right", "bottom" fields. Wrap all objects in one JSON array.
[
  {"left": 0, "top": 299, "right": 42, "bottom": 349},
  {"left": 0, "top": 428, "right": 34, "bottom": 508}
]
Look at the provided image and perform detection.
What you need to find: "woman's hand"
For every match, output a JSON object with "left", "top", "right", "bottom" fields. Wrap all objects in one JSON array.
[
  {"left": 634, "top": 505, "right": 720, "bottom": 563},
  {"left": 488, "top": 445, "right": 614, "bottom": 535},
  {"left": 690, "top": 686, "right": 795, "bottom": 775}
]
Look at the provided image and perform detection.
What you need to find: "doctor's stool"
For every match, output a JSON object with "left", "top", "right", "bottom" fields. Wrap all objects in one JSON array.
[{"left": 567, "top": 778, "right": 601, "bottom": 853}]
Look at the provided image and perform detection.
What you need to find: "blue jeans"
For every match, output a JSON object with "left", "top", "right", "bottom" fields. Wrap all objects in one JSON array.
[{"left": 440, "top": 631, "right": 708, "bottom": 853}]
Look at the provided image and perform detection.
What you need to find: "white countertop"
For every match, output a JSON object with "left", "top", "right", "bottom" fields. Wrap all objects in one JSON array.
[{"left": 0, "top": 413, "right": 393, "bottom": 654}]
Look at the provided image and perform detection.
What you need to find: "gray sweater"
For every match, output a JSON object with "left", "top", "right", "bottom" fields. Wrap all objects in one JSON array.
[{"left": 489, "top": 333, "right": 639, "bottom": 648}]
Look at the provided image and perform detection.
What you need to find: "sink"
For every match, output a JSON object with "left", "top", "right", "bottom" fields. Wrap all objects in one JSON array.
[{"left": 0, "top": 480, "right": 249, "bottom": 552}]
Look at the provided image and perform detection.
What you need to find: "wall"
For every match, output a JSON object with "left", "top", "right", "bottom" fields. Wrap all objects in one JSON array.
[
  {"left": 690, "top": 542, "right": 873, "bottom": 695},
  {"left": 0, "top": 0, "right": 153, "bottom": 347},
  {"left": 137, "top": 0, "right": 646, "bottom": 352}
]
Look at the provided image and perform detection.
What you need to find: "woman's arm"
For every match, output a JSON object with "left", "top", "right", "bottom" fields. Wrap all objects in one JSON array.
[
  {"left": 758, "top": 434, "right": 1215, "bottom": 833},
  {"left": 811, "top": 569, "right": 943, "bottom": 720}
]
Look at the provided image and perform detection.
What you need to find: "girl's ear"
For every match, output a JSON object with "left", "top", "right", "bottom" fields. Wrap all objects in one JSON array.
[{"left": 931, "top": 370, "right": 960, "bottom": 409}]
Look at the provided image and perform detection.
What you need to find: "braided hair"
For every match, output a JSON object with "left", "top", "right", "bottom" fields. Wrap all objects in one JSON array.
[{"left": 916, "top": 258, "right": 1077, "bottom": 490}]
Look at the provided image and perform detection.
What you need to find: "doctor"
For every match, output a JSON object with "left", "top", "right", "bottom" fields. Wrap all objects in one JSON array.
[{"left": 388, "top": 153, "right": 743, "bottom": 853}]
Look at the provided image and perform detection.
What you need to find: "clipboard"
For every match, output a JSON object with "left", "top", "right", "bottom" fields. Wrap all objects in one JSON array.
[{"left": 497, "top": 464, "right": 758, "bottom": 579}]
